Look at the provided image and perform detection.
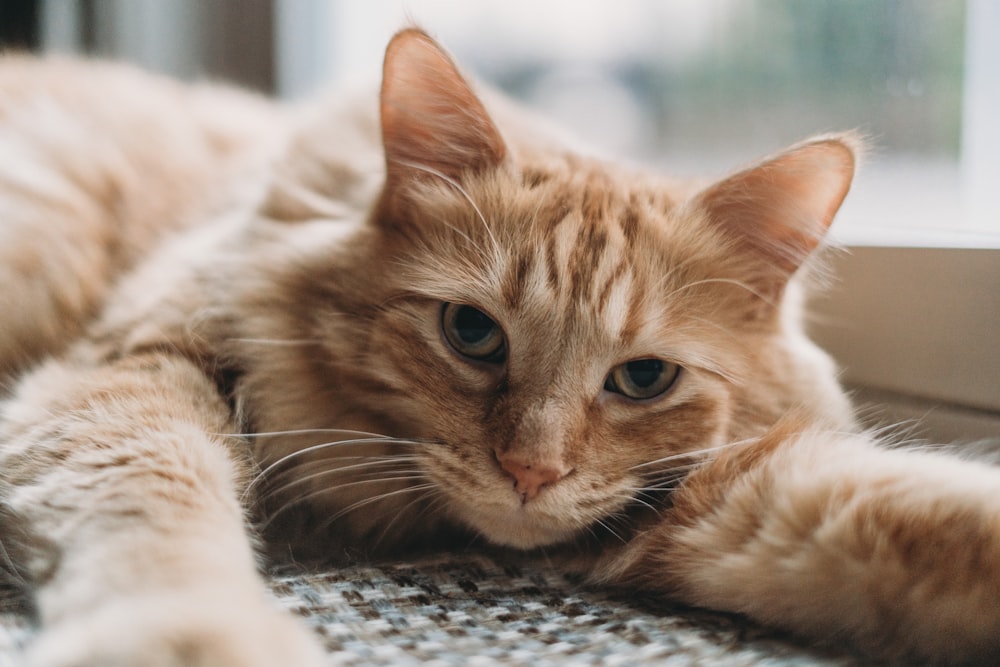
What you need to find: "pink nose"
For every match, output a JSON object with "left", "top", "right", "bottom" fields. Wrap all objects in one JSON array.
[{"left": 496, "top": 453, "right": 569, "bottom": 502}]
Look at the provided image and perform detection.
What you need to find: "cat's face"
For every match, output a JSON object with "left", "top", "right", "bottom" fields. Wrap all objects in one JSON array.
[
  {"left": 358, "top": 163, "right": 746, "bottom": 548},
  {"left": 250, "top": 29, "right": 856, "bottom": 553}
]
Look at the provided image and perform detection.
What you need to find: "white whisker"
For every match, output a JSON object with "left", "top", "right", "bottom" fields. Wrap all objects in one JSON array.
[
  {"left": 258, "top": 463, "right": 424, "bottom": 505},
  {"left": 262, "top": 462, "right": 423, "bottom": 490},
  {"left": 395, "top": 159, "right": 501, "bottom": 256},
  {"left": 616, "top": 492, "right": 662, "bottom": 514},
  {"left": 322, "top": 483, "right": 439, "bottom": 528},
  {"left": 259, "top": 479, "right": 434, "bottom": 531},
  {"left": 639, "top": 469, "right": 698, "bottom": 486},
  {"left": 594, "top": 518, "right": 628, "bottom": 545},
  {"left": 630, "top": 440, "right": 751, "bottom": 471},
  {"left": 242, "top": 437, "right": 427, "bottom": 502},
  {"left": 629, "top": 453, "right": 702, "bottom": 471},
  {"left": 372, "top": 488, "right": 445, "bottom": 550}
]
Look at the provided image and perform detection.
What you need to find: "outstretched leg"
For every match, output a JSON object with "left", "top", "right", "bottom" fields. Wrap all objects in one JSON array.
[
  {"left": 601, "top": 420, "right": 1000, "bottom": 664},
  {"left": 0, "top": 350, "right": 324, "bottom": 666}
]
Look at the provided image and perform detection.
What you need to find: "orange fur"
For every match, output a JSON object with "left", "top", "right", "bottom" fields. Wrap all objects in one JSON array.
[
  {"left": 600, "top": 422, "right": 1000, "bottom": 664},
  {"left": 0, "top": 28, "right": 995, "bottom": 666}
]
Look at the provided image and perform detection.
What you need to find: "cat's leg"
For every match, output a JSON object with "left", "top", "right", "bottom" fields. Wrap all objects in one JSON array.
[
  {"left": 0, "top": 351, "right": 325, "bottom": 667},
  {"left": 0, "top": 125, "right": 121, "bottom": 383},
  {"left": 600, "top": 420, "right": 1000, "bottom": 664}
]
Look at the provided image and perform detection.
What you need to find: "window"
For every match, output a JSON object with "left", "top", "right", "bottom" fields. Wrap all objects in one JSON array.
[{"left": 284, "top": 1, "right": 997, "bottom": 240}]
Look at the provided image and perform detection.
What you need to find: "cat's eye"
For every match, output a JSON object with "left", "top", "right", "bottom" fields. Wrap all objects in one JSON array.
[
  {"left": 441, "top": 303, "right": 506, "bottom": 363},
  {"left": 604, "top": 359, "right": 680, "bottom": 400}
]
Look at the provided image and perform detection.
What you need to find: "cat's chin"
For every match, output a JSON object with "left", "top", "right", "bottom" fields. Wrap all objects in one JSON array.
[
  {"left": 477, "top": 522, "right": 581, "bottom": 551},
  {"left": 447, "top": 501, "right": 583, "bottom": 550}
]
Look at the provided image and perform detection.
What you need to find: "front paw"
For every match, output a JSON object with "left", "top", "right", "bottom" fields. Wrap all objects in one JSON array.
[{"left": 27, "top": 592, "right": 326, "bottom": 667}]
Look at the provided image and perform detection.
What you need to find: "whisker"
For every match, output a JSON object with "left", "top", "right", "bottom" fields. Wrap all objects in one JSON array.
[
  {"left": 395, "top": 159, "right": 501, "bottom": 257},
  {"left": 616, "top": 492, "right": 662, "bottom": 514},
  {"left": 275, "top": 473, "right": 427, "bottom": 499},
  {"left": 593, "top": 517, "right": 628, "bottom": 545},
  {"left": 371, "top": 487, "right": 444, "bottom": 550},
  {"left": 640, "top": 462, "right": 701, "bottom": 476},
  {"left": 260, "top": 461, "right": 423, "bottom": 494},
  {"left": 417, "top": 494, "right": 451, "bottom": 525},
  {"left": 267, "top": 456, "right": 423, "bottom": 479},
  {"left": 638, "top": 468, "right": 698, "bottom": 487},
  {"left": 258, "top": 464, "right": 425, "bottom": 508},
  {"left": 414, "top": 492, "right": 455, "bottom": 530},
  {"left": 242, "top": 437, "right": 427, "bottom": 502},
  {"left": 630, "top": 440, "right": 751, "bottom": 471},
  {"left": 259, "top": 479, "right": 434, "bottom": 532},
  {"left": 583, "top": 524, "right": 602, "bottom": 543},
  {"left": 628, "top": 452, "right": 708, "bottom": 471},
  {"left": 460, "top": 530, "right": 484, "bottom": 554},
  {"left": 322, "top": 483, "right": 439, "bottom": 528}
]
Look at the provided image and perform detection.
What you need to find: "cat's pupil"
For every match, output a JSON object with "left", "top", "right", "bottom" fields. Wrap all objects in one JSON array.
[
  {"left": 454, "top": 306, "right": 494, "bottom": 344},
  {"left": 625, "top": 359, "right": 663, "bottom": 388}
]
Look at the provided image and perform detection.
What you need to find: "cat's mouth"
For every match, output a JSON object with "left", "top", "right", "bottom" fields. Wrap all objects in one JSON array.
[
  {"left": 438, "top": 471, "right": 629, "bottom": 550},
  {"left": 448, "top": 495, "right": 585, "bottom": 549},
  {"left": 419, "top": 444, "right": 633, "bottom": 549}
]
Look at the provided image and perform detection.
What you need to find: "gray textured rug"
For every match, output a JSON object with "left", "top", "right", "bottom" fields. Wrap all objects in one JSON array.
[{"left": 0, "top": 554, "right": 863, "bottom": 666}]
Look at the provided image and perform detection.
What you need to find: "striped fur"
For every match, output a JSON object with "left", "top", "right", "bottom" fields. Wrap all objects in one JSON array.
[{"left": 1, "top": 27, "right": 998, "bottom": 666}]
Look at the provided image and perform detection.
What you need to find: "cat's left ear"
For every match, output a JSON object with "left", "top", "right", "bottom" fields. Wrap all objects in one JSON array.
[
  {"left": 692, "top": 135, "right": 857, "bottom": 287},
  {"left": 378, "top": 28, "right": 507, "bottom": 221}
]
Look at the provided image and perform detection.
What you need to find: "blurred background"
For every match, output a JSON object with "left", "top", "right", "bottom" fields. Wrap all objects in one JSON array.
[{"left": 1, "top": 0, "right": 996, "bottom": 243}]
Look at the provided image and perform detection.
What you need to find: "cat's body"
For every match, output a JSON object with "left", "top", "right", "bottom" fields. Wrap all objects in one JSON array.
[{"left": 1, "top": 30, "right": 998, "bottom": 666}]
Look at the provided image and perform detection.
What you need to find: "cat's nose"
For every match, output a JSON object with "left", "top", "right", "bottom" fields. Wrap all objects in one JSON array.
[{"left": 495, "top": 452, "right": 570, "bottom": 502}]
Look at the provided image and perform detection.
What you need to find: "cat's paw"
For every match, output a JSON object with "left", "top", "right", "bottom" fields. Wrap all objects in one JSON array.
[{"left": 26, "top": 592, "right": 326, "bottom": 667}]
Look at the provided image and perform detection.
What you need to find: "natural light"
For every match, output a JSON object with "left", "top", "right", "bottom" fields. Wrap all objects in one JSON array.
[{"left": 278, "top": 0, "right": 999, "bottom": 247}]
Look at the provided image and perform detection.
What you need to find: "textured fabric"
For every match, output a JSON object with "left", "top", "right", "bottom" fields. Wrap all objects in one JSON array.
[{"left": 0, "top": 554, "right": 863, "bottom": 665}]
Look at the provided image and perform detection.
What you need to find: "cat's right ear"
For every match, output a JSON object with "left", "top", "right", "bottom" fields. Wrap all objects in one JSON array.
[
  {"left": 377, "top": 28, "right": 507, "bottom": 226},
  {"left": 690, "top": 135, "right": 858, "bottom": 295}
]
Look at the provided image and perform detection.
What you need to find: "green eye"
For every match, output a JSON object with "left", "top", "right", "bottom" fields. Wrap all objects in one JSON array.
[
  {"left": 441, "top": 303, "right": 506, "bottom": 362},
  {"left": 605, "top": 358, "right": 680, "bottom": 400}
]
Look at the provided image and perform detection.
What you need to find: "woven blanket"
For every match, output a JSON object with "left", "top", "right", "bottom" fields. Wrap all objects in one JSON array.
[{"left": 1, "top": 554, "right": 863, "bottom": 666}]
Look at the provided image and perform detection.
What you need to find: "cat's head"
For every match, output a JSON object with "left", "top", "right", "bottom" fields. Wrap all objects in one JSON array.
[{"left": 250, "top": 29, "right": 857, "bottom": 553}]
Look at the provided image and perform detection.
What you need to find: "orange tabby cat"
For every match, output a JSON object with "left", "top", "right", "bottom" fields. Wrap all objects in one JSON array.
[{"left": 1, "top": 28, "right": 998, "bottom": 666}]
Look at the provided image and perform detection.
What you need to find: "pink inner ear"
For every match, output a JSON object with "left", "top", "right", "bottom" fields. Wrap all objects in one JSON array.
[
  {"left": 380, "top": 29, "right": 507, "bottom": 185},
  {"left": 696, "top": 137, "right": 857, "bottom": 275}
]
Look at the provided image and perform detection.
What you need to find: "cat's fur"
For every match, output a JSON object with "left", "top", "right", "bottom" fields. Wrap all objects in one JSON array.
[{"left": 1, "top": 28, "right": 998, "bottom": 666}]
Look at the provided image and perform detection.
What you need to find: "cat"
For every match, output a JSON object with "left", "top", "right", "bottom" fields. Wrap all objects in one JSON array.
[{"left": 1, "top": 26, "right": 998, "bottom": 666}]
